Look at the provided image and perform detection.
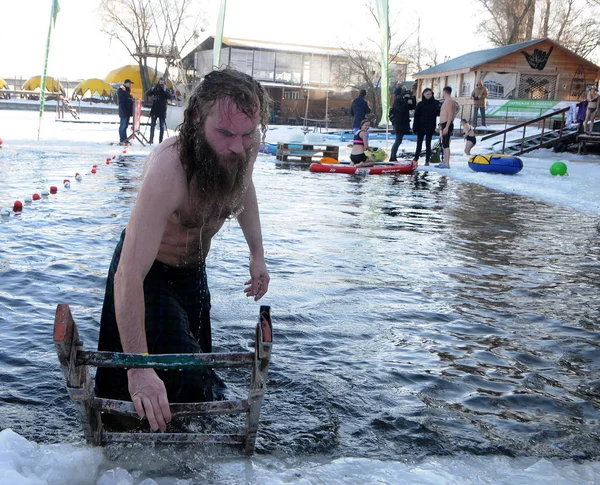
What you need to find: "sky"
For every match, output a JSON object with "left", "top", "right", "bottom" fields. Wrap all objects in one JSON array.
[{"left": 1, "top": 0, "right": 484, "bottom": 82}]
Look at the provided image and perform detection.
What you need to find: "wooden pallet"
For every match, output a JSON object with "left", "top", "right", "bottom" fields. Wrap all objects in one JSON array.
[
  {"left": 275, "top": 143, "right": 339, "bottom": 163},
  {"left": 577, "top": 133, "right": 600, "bottom": 153},
  {"left": 53, "top": 304, "right": 272, "bottom": 454}
]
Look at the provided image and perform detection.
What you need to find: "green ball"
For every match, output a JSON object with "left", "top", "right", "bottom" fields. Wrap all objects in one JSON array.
[{"left": 550, "top": 161, "right": 568, "bottom": 176}]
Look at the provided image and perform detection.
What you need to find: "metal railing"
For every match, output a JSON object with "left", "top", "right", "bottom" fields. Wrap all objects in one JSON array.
[{"left": 479, "top": 104, "right": 579, "bottom": 155}]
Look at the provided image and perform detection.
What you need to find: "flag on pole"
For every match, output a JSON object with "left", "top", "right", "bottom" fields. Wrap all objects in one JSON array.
[
  {"left": 52, "top": 0, "right": 61, "bottom": 27},
  {"left": 38, "top": 0, "right": 60, "bottom": 140},
  {"left": 213, "top": 0, "right": 227, "bottom": 69},
  {"left": 377, "top": 0, "right": 390, "bottom": 128}
]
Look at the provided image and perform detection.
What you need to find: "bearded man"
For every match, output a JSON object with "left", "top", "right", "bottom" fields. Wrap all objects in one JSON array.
[{"left": 95, "top": 68, "right": 271, "bottom": 432}]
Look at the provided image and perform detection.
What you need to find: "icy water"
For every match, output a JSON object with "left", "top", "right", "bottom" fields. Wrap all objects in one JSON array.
[{"left": 0, "top": 145, "right": 599, "bottom": 481}]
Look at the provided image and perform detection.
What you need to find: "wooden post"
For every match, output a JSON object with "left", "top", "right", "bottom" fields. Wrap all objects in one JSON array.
[
  {"left": 53, "top": 304, "right": 101, "bottom": 445},
  {"left": 244, "top": 306, "right": 272, "bottom": 455}
]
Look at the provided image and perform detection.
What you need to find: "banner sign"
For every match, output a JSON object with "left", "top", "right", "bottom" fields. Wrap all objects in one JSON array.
[{"left": 485, "top": 99, "right": 577, "bottom": 119}]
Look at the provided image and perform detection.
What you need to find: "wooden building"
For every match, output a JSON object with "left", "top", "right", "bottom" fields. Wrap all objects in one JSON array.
[
  {"left": 182, "top": 36, "right": 408, "bottom": 124},
  {"left": 413, "top": 38, "right": 600, "bottom": 120}
]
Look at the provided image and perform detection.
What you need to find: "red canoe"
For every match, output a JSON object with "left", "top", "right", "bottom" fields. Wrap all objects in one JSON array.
[{"left": 309, "top": 160, "right": 417, "bottom": 175}]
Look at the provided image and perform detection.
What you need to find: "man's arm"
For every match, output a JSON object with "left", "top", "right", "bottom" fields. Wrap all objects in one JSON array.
[
  {"left": 113, "top": 143, "right": 184, "bottom": 431},
  {"left": 236, "top": 175, "right": 269, "bottom": 301}
]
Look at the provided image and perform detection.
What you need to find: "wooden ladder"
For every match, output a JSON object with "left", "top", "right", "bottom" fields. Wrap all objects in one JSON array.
[{"left": 53, "top": 304, "right": 272, "bottom": 454}]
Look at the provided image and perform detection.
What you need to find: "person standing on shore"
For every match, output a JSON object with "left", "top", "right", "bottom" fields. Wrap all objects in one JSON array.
[
  {"left": 412, "top": 88, "right": 438, "bottom": 166},
  {"left": 350, "top": 90, "right": 371, "bottom": 133},
  {"left": 146, "top": 78, "right": 172, "bottom": 145},
  {"left": 471, "top": 81, "right": 488, "bottom": 128},
  {"left": 437, "top": 86, "right": 456, "bottom": 169},
  {"left": 389, "top": 87, "right": 416, "bottom": 161},
  {"left": 118, "top": 79, "right": 134, "bottom": 144}
]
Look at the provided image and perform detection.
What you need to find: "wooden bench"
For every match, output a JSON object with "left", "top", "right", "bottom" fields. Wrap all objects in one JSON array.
[
  {"left": 54, "top": 304, "right": 272, "bottom": 454},
  {"left": 276, "top": 143, "right": 339, "bottom": 163},
  {"left": 577, "top": 133, "right": 600, "bottom": 153}
]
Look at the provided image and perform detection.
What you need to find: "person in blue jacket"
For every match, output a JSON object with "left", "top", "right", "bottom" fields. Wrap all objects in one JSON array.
[
  {"left": 118, "top": 79, "right": 134, "bottom": 144},
  {"left": 350, "top": 89, "right": 371, "bottom": 133}
]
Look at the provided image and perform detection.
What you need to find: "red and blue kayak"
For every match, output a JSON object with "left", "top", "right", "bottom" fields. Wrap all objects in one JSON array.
[{"left": 310, "top": 160, "right": 417, "bottom": 175}]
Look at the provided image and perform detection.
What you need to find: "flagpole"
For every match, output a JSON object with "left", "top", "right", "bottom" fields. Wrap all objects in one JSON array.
[
  {"left": 213, "top": 0, "right": 227, "bottom": 69},
  {"left": 377, "top": 0, "right": 390, "bottom": 150},
  {"left": 38, "top": 0, "right": 58, "bottom": 141}
]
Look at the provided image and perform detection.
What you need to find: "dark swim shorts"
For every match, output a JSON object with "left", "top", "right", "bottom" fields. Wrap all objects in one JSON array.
[
  {"left": 350, "top": 153, "right": 368, "bottom": 164},
  {"left": 441, "top": 122, "right": 454, "bottom": 149},
  {"left": 95, "top": 230, "right": 217, "bottom": 403}
]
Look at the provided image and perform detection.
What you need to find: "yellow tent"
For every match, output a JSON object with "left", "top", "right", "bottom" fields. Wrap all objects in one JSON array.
[
  {"left": 22, "top": 76, "right": 64, "bottom": 94},
  {"left": 73, "top": 78, "right": 115, "bottom": 98},
  {"left": 105, "top": 65, "right": 173, "bottom": 99},
  {"left": 0, "top": 78, "right": 8, "bottom": 90}
]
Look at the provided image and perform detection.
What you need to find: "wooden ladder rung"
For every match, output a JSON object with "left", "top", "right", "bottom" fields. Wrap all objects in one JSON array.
[
  {"left": 77, "top": 350, "right": 255, "bottom": 369},
  {"left": 93, "top": 397, "right": 249, "bottom": 417},
  {"left": 103, "top": 432, "right": 245, "bottom": 445}
]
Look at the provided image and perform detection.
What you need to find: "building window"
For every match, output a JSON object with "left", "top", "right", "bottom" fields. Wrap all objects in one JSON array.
[
  {"left": 517, "top": 75, "right": 556, "bottom": 100},
  {"left": 283, "top": 91, "right": 300, "bottom": 100},
  {"left": 253, "top": 50, "right": 275, "bottom": 81},
  {"left": 484, "top": 80, "right": 505, "bottom": 98},
  {"left": 229, "top": 48, "right": 253, "bottom": 75},
  {"left": 275, "top": 53, "right": 303, "bottom": 84},
  {"left": 461, "top": 82, "right": 471, "bottom": 97}
]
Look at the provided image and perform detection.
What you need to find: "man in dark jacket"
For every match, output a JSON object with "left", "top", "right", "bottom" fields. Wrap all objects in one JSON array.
[
  {"left": 350, "top": 89, "right": 371, "bottom": 132},
  {"left": 412, "top": 88, "right": 438, "bottom": 165},
  {"left": 389, "top": 87, "right": 416, "bottom": 161},
  {"left": 118, "top": 79, "right": 134, "bottom": 144},
  {"left": 146, "top": 78, "right": 173, "bottom": 144}
]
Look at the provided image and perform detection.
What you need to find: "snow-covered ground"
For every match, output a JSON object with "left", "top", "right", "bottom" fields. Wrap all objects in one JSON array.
[{"left": 263, "top": 123, "right": 600, "bottom": 217}]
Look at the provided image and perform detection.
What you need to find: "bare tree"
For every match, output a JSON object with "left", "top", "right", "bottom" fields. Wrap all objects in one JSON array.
[
  {"left": 336, "top": 1, "right": 416, "bottom": 122},
  {"left": 536, "top": 0, "right": 600, "bottom": 60},
  {"left": 476, "top": 0, "right": 536, "bottom": 45},
  {"left": 100, "top": 0, "right": 203, "bottom": 97},
  {"left": 403, "top": 18, "right": 441, "bottom": 74}
]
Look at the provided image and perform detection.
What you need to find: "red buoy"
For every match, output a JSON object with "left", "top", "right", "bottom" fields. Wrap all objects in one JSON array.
[
  {"left": 92, "top": 164, "right": 97, "bottom": 168},
  {"left": 112, "top": 155, "right": 116, "bottom": 159},
  {"left": 13, "top": 200, "right": 22, "bottom": 211},
  {"left": 63, "top": 179, "right": 70, "bottom": 184},
  {"left": 122, "top": 150, "right": 127, "bottom": 154},
  {"left": 91, "top": 168, "right": 97, "bottom": 174},
  {"left": 106, "top": 160, "right": 111, "bottom": 165},
  {"left": 50, "top": 186, "right": 58, "bottom": 194},
  {"left": 32, "top": 193, "right": 41, "bottom": 201}
]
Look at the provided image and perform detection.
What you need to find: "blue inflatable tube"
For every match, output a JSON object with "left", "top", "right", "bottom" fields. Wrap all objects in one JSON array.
[{"left": 468, "top": 154, "right": 523, "bottom": 175}]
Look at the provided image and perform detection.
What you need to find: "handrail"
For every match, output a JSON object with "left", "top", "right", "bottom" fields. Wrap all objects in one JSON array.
[
  {"left": 481, "top": 105, "right": 573, "bottom": 141},
  {"left": 480, "top": 102, "right": 581, "bottom": 154}
]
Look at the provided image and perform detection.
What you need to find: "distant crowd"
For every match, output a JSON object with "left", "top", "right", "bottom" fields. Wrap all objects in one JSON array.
[{"left": 349, "top": 81, "right": 490, "bottom": 169}]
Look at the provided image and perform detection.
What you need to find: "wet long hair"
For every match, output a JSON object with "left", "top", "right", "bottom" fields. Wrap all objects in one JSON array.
[{"left": 177, "top": 68, "right": 271, "bottom": 186}]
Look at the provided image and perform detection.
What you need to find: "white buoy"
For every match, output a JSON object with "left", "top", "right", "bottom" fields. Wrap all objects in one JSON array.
[
  {"left": 64, "top": 181, "right": 71, "bottom": 188},
  {"left": 75, "top": 174, "right": 82, "bottom": 182},
  {"left": 24, "top": 196, "right": 32, "bottom": 203},
  {"left": 0, "top": 209, "right": 10, "bottom": 217}
]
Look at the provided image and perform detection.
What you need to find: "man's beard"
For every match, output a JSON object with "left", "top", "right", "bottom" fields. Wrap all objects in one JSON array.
[{"left": 186, "top": 128, "right": 253, "bottom": 220}]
